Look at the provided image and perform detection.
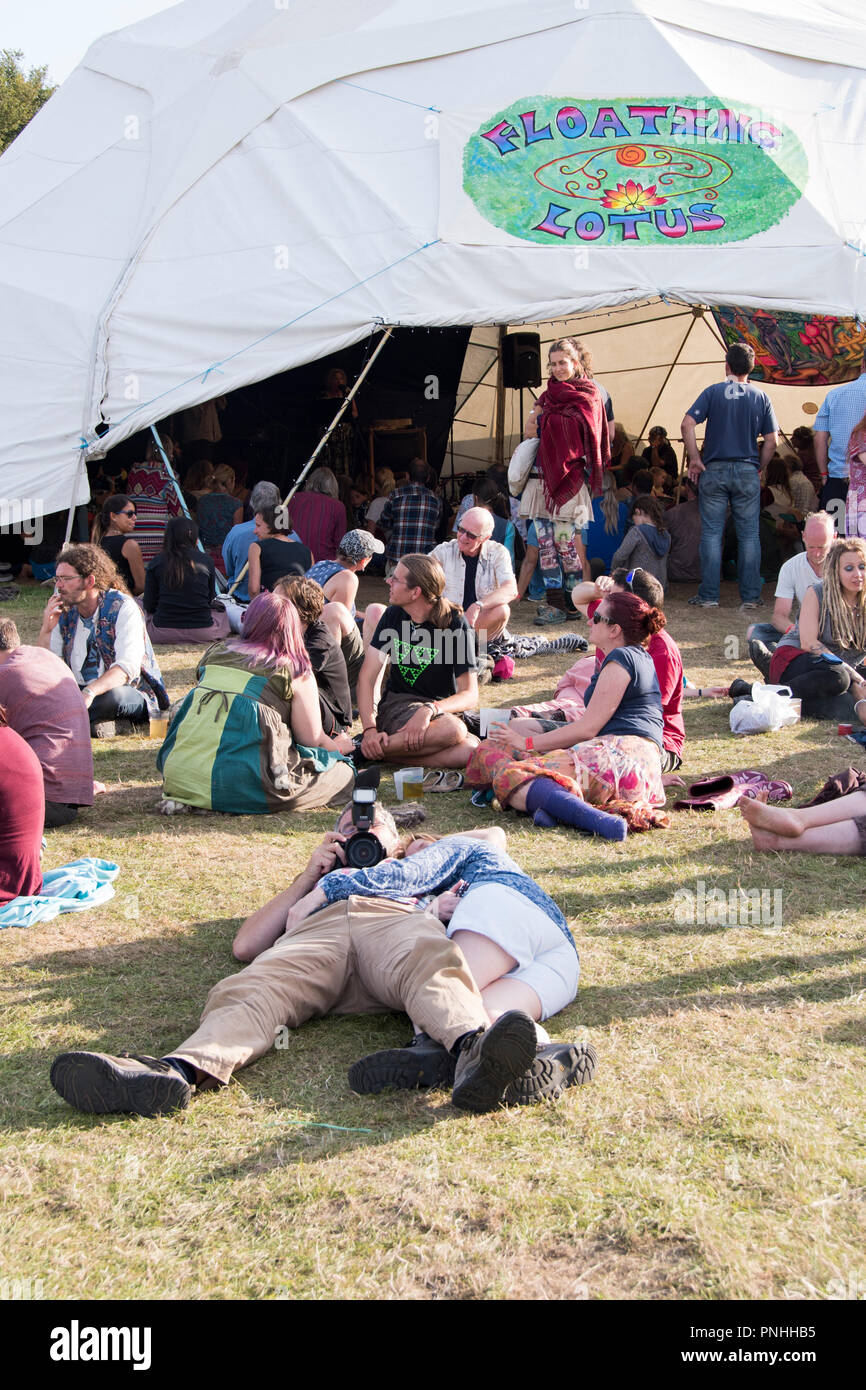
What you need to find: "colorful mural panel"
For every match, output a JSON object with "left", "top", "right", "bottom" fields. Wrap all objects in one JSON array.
[{"left": 713, "top": 306, "right": 866, "bottom": 385}]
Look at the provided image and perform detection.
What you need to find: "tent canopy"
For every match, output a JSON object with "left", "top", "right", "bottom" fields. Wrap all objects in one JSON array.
[{"left": 2, "top": 0, "right": 865, "bottom": 517}]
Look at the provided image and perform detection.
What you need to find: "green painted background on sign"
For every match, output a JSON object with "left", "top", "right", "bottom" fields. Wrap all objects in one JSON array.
[{"left": 463, "top": 96, "right": 808, "bottom": 246}]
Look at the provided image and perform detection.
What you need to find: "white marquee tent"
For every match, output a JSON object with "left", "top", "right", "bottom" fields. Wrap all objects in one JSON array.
[{"left": 2, "top": 0, "right": 865, "bottom": 518}]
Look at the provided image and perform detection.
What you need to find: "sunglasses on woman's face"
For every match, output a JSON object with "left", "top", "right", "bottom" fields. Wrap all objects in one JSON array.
[
  {"left": 121, "top": 509, "right": 136, "bottom": 517},
  {"left": 592, "top": 612, "right": 612, "bottom": 625}
]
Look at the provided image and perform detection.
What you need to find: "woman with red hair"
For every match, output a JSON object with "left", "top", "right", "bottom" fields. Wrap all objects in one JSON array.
[
  {"left": 157, "top": 592, "right": 355, "bottom": 814},
  {"left": 467, "top": 591, "right": 668, "bottom": 836}
]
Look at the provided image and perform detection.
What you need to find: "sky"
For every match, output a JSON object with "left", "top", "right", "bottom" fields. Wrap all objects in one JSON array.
[{"left": 0, "top": 0, "right": 176, "bottom": 85}]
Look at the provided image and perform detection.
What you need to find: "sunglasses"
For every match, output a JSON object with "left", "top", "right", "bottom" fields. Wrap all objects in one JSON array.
[
  {"left": 592, "top": 612, "right": 612, "bottom": 625},
  {"left": 120, "top": 509, "right": 136, "bottom": 517},
  {"left": 457, "top": 525, "right": 479, "bottom": 540}
]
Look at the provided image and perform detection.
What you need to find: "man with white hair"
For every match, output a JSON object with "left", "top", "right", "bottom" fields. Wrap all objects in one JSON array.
[
  {"left": 430, "top": 506, "right": 518, "bottom": 648},
  {"left": 747, "top": 511, "right": 836, "bottom": 677}
]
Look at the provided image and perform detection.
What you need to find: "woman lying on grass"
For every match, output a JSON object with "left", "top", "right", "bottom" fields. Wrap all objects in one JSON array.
[
  {"left": 285, "top": 824, "right": 594, "bottom": 1098},
  {"left": 465, "top": 591, "right": 670, "bottom": 837},
  {"left": 739, "top": 790, "right": 866, "bottom": 855},
  {"left": 286, "top": 825, "right": 579, "bottom": 1023}
]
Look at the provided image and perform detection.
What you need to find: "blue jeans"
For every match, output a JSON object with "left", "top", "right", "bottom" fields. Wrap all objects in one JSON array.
[
  {"left": 697, "top": 460, "right": 762, "bottom": 603},
  {"left": 748, "top": 621, "right": 785, "bottom": 647}
]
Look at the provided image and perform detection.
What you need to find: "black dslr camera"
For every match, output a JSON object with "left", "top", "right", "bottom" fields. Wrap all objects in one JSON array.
[{"left": 343, "top": 767, "right": 385, "bottom": 869}]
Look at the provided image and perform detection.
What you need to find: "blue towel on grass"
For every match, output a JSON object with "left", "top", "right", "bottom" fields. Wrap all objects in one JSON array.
[{"left": 0, "top": 858, "right": 120, "bottom": 929}]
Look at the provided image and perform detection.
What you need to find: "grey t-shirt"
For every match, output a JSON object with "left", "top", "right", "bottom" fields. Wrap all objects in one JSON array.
[
  {"left": 776, "top": 581, "right": 866, "bottom": 664},
  {"left": 687, "top": 380, "right": 778, "bottom": 465}
]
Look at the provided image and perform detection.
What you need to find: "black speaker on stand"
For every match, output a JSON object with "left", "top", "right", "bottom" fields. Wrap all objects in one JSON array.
[{"left": 502, "top": 332, "right": 542, "bottom": 388}]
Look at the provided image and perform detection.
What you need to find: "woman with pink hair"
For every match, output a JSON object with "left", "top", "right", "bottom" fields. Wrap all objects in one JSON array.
[{"left": 157, "top": 592, "right": 355, "bottom": 813}]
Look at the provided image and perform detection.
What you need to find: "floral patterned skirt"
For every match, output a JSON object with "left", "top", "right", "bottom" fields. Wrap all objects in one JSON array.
[{"left": 466, "top": 735, "right": 669, "bottom": 831}]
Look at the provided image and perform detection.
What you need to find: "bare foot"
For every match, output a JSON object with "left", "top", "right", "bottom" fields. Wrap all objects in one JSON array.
[
  {"left": 662, "top": 774, "right": 686, "bottom": 788},
  {"left": 738, "top": 794, "right": 804, "bottom": 838},
  {"left": 746, "top": 824, "right": 787, "bottom": 851},
  {"left": 93, "top": 781, "right": 107, "bottom": 795}
]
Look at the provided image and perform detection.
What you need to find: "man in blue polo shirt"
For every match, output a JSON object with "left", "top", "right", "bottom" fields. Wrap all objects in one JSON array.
[
  {"left": 682, "top": 343, "right": 778, "bottom": 611},
  {"left": 814, "top": 351, "right": 866, "bottom": 513}
]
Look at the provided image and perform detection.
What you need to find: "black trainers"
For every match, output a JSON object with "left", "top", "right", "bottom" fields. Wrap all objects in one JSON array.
[
  {"left": 748, "top": 638, "right": 773, "bottom": 680},
  {"left": 50, "top": 1051, "right": 191, "bottom": 1117},
  {"left": 451, "top": 1011, "right": 537, "bottom": 1113},
  {"left": 503, "top": 1041, "right": 598, "bottom": 1106},
  {"left": 347, "top": 1033, "right": 456, "bottom": 1094},
  {"left": 728, "top": 678, "right": 754, "bottom": 700}
]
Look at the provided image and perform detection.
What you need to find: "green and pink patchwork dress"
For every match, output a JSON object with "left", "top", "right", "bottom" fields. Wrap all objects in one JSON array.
[{"left": 157, "top": 646, "right": 350, "bottom": 813}]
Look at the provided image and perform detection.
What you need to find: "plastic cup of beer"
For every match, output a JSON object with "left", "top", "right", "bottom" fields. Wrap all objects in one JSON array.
[
  {"left": 394, "top": 767, "right": 424, "bottom": 801},
  {"left": 149, "top": 714, "right": 169, "bottom": 740}
]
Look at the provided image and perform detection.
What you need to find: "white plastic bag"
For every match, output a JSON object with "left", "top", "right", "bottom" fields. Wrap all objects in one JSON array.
[{"left": 729, "top": 683, "right": 800, "bottom": 735}]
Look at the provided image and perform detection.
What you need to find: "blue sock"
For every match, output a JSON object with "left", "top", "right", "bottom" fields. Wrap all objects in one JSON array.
[
  {"left": 525, "top": 778, "right": 627, "bottom": 841},
  {"left": 161, "top": 1056, "right": 197, "bottom": 1085}
]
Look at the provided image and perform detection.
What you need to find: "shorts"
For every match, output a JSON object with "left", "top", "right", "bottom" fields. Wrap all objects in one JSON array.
[
  {"left": 447, "top": 883, "right": 579, "bottom": 1019},
  {"left": 377, "top": 690, "right": 444, "bottom": 736}
]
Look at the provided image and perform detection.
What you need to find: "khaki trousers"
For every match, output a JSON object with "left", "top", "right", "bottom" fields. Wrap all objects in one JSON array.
[{"left": 173, "top": 895, "right": 487, "bottom": 1084}]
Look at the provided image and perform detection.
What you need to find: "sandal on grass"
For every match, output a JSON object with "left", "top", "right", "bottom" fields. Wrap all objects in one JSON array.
[
  {"left": 428, "top": 770, "right": 465, "bottom": 793},
  {"left": 421, "top": 770, "right": 445, "bottom": 790}
]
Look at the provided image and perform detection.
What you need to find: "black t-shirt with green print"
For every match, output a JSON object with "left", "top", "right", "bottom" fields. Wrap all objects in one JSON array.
[{"left": 371, "top": 604, "right": 477, "bottom": 700}]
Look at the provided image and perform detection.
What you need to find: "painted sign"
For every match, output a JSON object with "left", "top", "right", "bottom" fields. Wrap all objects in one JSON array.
[
  {"left": 463, "top": 97, "right": 807, "bottom": 246},
  {"left": 714, "top": 306, "right": 866, "bottom": 386}
]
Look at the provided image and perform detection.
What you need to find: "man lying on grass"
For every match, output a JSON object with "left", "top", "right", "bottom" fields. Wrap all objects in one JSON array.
[{"left": 50, "top": 808, "right": 595, "bottom": 1119}]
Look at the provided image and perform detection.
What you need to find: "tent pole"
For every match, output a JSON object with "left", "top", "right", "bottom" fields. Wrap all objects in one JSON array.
[
  {"left": 633, "top": 308, "right": 702, "bottom": 454},
  {"left": 148, "top": 424, "right": 227, "bottom": 591},
  {"left": 284, "top": 324, "right": 393, "bottom": 507},
  {"left": 494, "top": 327, "right": 507, "bottom": 467},
  {"left": 703, "top": 307, "right": 730, "bottom": 354},
  {"left": 64, "top": 452, "right": 90, "bottom": 545},
  {"left": 227, "top": 324, "right": 394, "bottom": 597}
]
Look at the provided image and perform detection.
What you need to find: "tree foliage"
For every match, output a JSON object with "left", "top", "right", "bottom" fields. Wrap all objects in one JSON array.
[{"left": 0, "top": 48, "right": 55, "bottom": 153}]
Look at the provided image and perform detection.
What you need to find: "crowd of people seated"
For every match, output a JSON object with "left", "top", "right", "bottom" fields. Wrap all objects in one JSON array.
[{"left": 4, "top": 337, "right": 866, "bottom": 1125}]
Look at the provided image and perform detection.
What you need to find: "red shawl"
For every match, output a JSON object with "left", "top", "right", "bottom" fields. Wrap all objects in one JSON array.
[{"left": 536, "top": 376, "right": 610, "bottom": 510}]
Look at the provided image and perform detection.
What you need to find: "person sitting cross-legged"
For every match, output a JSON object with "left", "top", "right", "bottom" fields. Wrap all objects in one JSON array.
[
  {"left": 356, "top": 553, "right": 480, "bottom": 772},
  {"left": 36, "top": 543, "right": 168, "bottom": 736},
  {"left": 49, "top": 810, "right": 591, "bottom": 1117},
  {"left": 430, "top": 506, "right": 518, "bottom": 649},
  {"left": 746, "top": 510, "right": 835, "bottom": 678}
]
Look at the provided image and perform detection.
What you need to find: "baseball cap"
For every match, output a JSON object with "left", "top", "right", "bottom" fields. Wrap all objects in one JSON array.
[{"left": 339, "top": 529, "right": 385, "bottom": 562}]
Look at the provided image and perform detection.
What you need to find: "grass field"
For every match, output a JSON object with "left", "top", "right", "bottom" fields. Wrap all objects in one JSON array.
[{"left": 1, "top": 576, "right": 864, "bottom": 1302}]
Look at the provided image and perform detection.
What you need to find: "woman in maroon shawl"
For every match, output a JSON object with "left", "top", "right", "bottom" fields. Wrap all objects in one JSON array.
[{"left": 526, "top": 338, "right": 610, "bottom": 620}]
